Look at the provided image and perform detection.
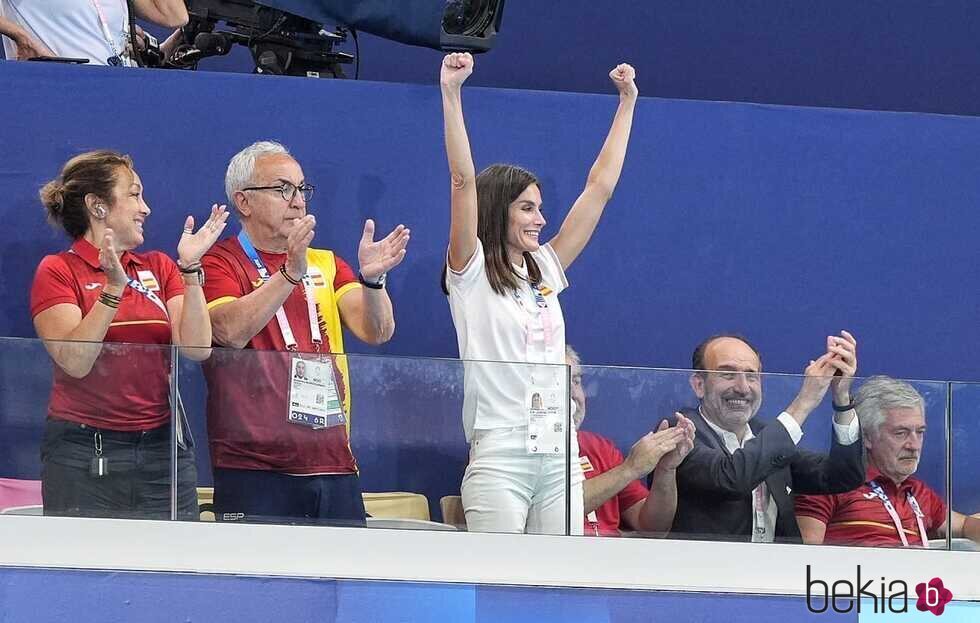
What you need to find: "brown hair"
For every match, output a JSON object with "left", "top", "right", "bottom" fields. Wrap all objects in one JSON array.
[
  {"left": 39, "top": 150, "right": 134, "bottom": 239},
  {"left": 442, "top": 163, "right": 542, "bottom": 296}
]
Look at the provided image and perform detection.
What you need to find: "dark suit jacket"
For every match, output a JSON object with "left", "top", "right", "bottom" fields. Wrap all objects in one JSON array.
[{"left": 669, "top": 407, "right": 864, "bottom": 542}]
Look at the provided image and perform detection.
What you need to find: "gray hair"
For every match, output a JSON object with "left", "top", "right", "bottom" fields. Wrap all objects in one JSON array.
[
  {"left": 855, "top": 375, "right": 925, "bottom": 441},
  {"left": 224, "top": 141, "right": 292, "bottom": 206},
  {"left": 565, "top": 344, "right": 581, "bottom": 367}
]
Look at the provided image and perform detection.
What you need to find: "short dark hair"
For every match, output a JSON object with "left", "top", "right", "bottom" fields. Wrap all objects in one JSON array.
[{"left": 691, "top": 334, "right": 763, "bottom": 371}]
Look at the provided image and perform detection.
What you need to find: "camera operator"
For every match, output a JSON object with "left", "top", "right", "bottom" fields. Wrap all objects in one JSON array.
[{"left": 0, "top": 1, "right": 187, "bottom": 65}]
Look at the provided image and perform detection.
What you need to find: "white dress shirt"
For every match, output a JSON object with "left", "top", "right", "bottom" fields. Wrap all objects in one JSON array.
[{"left": 700, "top": 407, "right": 859, "bottom": 543}]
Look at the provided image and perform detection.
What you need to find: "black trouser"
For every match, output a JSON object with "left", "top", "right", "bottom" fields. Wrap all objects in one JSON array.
[
  {"left": 213, "top": 468, "right": 366, "bottom": 527},
  {"left": 41, "top": 418, "right": 198, "bottom": 520}
]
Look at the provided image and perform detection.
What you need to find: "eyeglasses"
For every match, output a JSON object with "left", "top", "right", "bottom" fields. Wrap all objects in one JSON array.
[{"left": 241, "top": 181, "right": 315, "bottom": 203}]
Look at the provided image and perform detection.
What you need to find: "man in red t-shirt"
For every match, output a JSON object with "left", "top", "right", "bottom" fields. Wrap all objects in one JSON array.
[
  {"left": 202, "top": 140, "right": 410, "bottom": 525},
  {"left": 795, "top": 376, "right": 980, "bottom": 548},
  {"left": 568, "top": 346, "right": 695, "bottom": 536}
]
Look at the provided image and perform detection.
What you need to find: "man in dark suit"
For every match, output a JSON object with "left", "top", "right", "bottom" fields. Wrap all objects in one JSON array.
[{"left": 669, "top": 332, "right": 864, "bottom": 542}]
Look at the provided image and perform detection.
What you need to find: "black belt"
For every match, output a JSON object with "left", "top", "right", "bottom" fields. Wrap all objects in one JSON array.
[{"left": 48, "top": 418, "right": 171, "bottom": 442}]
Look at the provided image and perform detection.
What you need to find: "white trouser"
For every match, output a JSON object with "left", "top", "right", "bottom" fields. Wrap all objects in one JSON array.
[{"left": 461, "top": 427, "right": 584, "bottom": 535}]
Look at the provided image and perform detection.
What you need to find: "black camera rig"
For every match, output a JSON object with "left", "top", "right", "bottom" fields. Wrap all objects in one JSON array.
[{"left": 161, "top": 0, "right": 352, "bottom": 78}]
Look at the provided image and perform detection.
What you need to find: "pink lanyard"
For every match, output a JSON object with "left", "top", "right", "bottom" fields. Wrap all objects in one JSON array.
[
  {"left": 512, "top": 280, "right": 554, "bottom": 361},
  {"left": 752, "top": 483, "right": 769, "bottom": 537},
  {"left": 89, "top": 0, "right": 126, "bottom": 65},
  {"left": 869, "top": 480, "right": 930, "bottom": 548},
  {"left": 237, "top": 232, "right": 322, "bottom": 352}
]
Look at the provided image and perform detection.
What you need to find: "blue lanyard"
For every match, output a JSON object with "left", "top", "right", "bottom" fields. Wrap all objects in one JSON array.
[
  {"left": 125, "top": 276, "right": 167, "bottom": 315},
  {"left": 236, "top": 229, "right": 320, "bottom": 351},
  {"left": 237, "top": 229, "right": 273, "bottom": 281}
]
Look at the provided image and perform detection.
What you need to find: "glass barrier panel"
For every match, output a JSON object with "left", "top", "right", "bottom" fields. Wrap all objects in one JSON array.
[
  {"left": 574, "top": 363, "right": 951, "bottom": 551},
  {"left": 179, "top": 347, "right": 573, "bottom": 535},
  {"left": 5, "top": 331, "right": 961, "bottom": 554},
  {"left": 949, "top": 382, "right": 980, "bottom": 551},
  {"left": 0, "top": 336, "right": 184, "bottom": 521}
]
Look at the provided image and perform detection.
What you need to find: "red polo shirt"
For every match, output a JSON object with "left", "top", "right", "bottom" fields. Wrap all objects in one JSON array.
[
  {"left": 795, "top": 466, "right": 947, "bottom": 547},
  {"left": 579, "top": 430, "right": 649, "bottom": 536},
  {"left": 201, "top": 237, "right": 360, "bottom": 474},
  {"left": 30, "top": 238, "right": 183, "bottom": 431}
]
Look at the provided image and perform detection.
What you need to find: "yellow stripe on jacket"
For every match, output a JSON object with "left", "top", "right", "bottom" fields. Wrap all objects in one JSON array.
[{"left": 306, "top": 248, "right": 358, "bottom": 434}]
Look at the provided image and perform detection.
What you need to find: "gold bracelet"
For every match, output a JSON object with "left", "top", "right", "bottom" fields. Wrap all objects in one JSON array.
[{"left": 98, "top": 293, "right": 120, "bottom": 308}]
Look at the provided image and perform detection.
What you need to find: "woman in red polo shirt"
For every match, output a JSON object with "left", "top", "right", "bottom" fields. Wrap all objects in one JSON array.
[{"left": 30, "top": 150, "right": 228, "bottom": 520}]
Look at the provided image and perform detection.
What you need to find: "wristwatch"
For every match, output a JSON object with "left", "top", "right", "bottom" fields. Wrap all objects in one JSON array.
[
  {"left": 358, "top": 271, "right": 387, "bottom": 289},
  {"left": 178, "top": 261, "right": 205, "bottom": 285}
]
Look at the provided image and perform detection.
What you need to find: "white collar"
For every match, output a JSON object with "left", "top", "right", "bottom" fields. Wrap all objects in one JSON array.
[{"left": 699, "top": 405, "right": 754, "bottom": 450}]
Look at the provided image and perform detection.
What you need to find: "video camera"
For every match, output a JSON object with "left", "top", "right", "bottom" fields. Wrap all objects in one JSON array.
[
  {"left": 161, "top": 0, "right": 352, "bottom": 77},
  {"left": 137, "top": 0, "right": 505, "bottom": 77}
]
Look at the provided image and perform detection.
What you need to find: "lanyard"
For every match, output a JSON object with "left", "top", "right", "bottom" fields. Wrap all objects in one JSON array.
[
  {"left": 68, "top": 246, "right": 167, "bottom": 314},
  {"left": 586, "top": 510, "right": 600, "bottom": 536},
  {"left": 868, "top": 480, "right": 930, "bottom": 548},
  {"left": 699, "top": 406, "right": 770, "bottom": 540},
  {"left": 237, "top": 230, "right": 322, "bottom": 352},
  {"left": 752, "top": 483, "right": 769, "bottom": 538},
  {"left": 125, "top": 276, "right": 168, "bottom": 316},
  {"left": 512, "top": 279, "right": 555, "bottom": 363},
  {"left": 89, "top": 0, "right": 128, "bottom": 66}
]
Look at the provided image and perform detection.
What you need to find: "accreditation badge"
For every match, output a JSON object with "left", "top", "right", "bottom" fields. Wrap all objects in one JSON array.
[
  {"left": 525, "top": 384, "right": 566, "bottom": 455},
  {"left": 287, "top": 356, "right": 345, "bottom": 429}
]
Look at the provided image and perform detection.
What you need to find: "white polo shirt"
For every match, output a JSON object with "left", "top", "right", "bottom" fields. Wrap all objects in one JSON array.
[
  {"left": 0, "top": 0, "right": 130, "bottom": 65},
  {"left": 447, "top": 242, "right": 568, "bottom": 442}
]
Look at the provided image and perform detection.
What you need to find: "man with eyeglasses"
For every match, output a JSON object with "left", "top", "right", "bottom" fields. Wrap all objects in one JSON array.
[
  {"left": 668, "top": 332, "right": 864, "bottom": 542},
  {"left": 200, "top": 141, "right": 410, "bottom": 526},
  {"left": 795, "top": 376, "right": 980, "bottom": 549}
]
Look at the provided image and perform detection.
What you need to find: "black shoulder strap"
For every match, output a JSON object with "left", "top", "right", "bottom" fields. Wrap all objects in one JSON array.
[{"left": 126, "top": 0, "right": 141, "bottom": 66}]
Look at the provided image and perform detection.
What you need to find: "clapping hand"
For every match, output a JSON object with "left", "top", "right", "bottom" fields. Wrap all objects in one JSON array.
[
  {"left": 98, "top": 229, "right": 128, "bottom": 288},
  {"left": 177, "top": 204, "right": 229, "bottom": 267},
  {"left": 827, "top": 330, "right": 858, "bottom": 405},
  {"left": 657, "top": 413, "right": 696, "bottom": 470},
  {"left": 358, "top": 219, "right": 410, "bottom": 282},
  {"left": 785, "top": 352, "right": 839, "bottom": 425},
  {"left": 624, "top": 419, "right": 688, "bottom": 480}
]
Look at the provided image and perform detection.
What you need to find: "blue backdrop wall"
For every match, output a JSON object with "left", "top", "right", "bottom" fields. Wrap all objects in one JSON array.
[
  {"left": 122, "top": 0, "right": 980, "bottom": 117},
  {"left": 0, "top": 60, "right": 978, "bottom": 515},
  {"left": 338, "top": 0, "right": 980, "bottom": 116},
  {"left": 8, "top": 1, "right": 980, "bottom": 115},
  {"left": 1, "top": 61, "right": 977, "bottom": 380}
]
